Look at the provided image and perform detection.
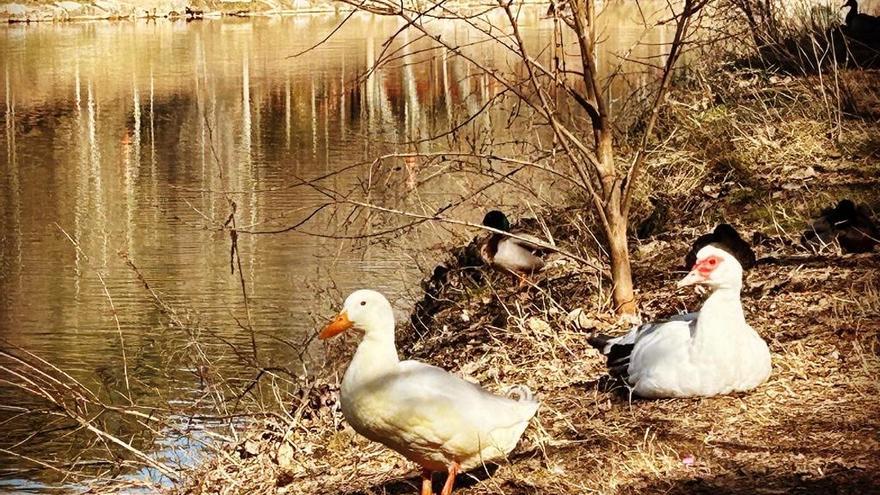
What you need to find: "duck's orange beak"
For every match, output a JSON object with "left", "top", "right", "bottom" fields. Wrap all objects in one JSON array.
[{"left": 319, "top": 311, "right": 353, "bottom": 340}]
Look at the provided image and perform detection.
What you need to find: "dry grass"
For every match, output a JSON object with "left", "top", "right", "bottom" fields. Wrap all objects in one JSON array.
[
  {"left": 633, "top": 67, "right": 880, "bottom": 235},
  {"left": 168, "top": 67, "right": 880, "bottom": 495}
]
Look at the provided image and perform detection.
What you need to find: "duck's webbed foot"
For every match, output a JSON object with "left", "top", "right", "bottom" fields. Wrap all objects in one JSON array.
[{"left": 512, "top": 271, "right": 536, "bottom": 289}]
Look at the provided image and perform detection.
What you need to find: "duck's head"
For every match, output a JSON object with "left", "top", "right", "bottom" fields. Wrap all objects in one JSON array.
[
  {"left": 842, "top": 0, "right": 857, "bottom": 9},
  {"left": 482, "top": 210, "right": 511, "bottom": 232},
  {"left": 831, "top": 199, "right": 857, "bottom": 222},
  {"left": 319, "top": 289, "right": 395, "bottom": 340},
  {"left": 677, "top": 244, "right": 743, "bottom": 290}
]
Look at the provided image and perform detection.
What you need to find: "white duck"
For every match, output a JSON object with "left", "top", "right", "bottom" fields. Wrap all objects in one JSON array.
[
  {"left": 588, "top": 245, "right": 771, "bottom": 398},
  {"left": 320, "top": 290, "right": 539, "bottom": 495}
]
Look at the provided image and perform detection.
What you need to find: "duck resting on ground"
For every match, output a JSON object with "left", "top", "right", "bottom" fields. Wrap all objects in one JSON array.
[
  {"left": 588, "top": 244, "right": 771, "bottom": 398},
  {"left": 479, "top": 210, "right": 551, "bottom": 276},
  {"left": 320, "top": 290, "right": 539, "bottom": 495},
  {"left": 842, "top": 0, "right": 880, "bottom": 38},
  {"left": 802, "top": 199, "right": 879, "bottom": 254}
]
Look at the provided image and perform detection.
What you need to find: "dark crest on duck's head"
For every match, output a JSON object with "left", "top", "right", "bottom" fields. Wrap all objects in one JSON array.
[
  {"left": 685, "top": 224, "right": 756, "bottom": 271},
  {"left": 482, "top": 210, "right": 511, "bottom": 232}
]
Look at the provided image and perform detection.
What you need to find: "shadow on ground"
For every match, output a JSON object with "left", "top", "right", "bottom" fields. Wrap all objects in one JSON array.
[{"left": 624, "top": 468, "right": 879, "bottom": 495}]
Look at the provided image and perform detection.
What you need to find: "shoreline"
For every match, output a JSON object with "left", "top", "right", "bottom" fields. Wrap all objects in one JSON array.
[
  {"left": 3, "top": 6, "right": 350, "bottom": 23},
  {"left": 1, "top": 0, "right": 548, "bottom": 24}
]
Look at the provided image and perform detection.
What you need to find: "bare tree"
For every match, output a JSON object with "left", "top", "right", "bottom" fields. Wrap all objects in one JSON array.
[
  {"left": 297, "top": 0, "right": 710, "bottom": 314},
  {"left": 561, "top": 0, "right": 709, "bottom": 313}
]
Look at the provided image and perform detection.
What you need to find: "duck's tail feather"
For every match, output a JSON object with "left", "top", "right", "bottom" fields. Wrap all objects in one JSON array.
[
  {"left": 587, "top": 333, "right": 617, "bottom": 354},
  {"left": 588, "top": 333, "right": 634, "bottom": 380}
]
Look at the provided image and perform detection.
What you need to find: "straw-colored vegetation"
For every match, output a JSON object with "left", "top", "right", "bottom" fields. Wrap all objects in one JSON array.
[
  {"left": 169, "top": 65, "right": 880, "bottom": 494},
  {"left": 3, "top": 1, "right": 879, "bottom": 493}
]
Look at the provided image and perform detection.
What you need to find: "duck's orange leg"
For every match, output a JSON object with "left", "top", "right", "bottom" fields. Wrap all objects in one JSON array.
[
  {"left": 510, "top": 270, "right": 533, "bottom": 289},
  {"left": 421, "top": 469, "right": 433, "bottom": 495},
  {"left": 440, "top": 462, "right": 460, "bottom": 495}
]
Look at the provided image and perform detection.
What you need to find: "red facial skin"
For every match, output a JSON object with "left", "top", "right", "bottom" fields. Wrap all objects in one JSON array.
[{"left": 694, "top": 255, "right": 723, "bottom": 278}]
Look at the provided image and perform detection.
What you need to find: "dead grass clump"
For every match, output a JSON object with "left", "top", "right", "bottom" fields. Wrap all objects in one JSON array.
[
  {"left": 722, "top": 0, "right": 880, "bottom": 73},
  {"left": 634, "top": 67, "right": 880, "bottom": 238},
  {"left": 169, "top": 379, "right": 418, "bottom": 495}
]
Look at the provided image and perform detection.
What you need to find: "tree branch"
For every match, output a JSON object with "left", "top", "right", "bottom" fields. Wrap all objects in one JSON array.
[{"left": 621, "top": 0, "right": 708, "bottom": 218}]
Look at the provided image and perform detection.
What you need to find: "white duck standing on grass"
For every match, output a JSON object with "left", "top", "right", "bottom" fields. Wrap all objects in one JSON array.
[
  {"left": 588, "top": 244, "right": 771, "bottom": 398},
  {"left": 320, "top": 290, "right": 539, "bottom": 495}
]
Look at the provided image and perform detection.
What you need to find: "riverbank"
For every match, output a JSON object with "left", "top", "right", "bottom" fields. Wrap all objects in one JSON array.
[
  {"left": 167, "top": 68, "right": 880, "bottom": 494},
  {"left": 0, "top": 0, "right": 544, "bottom": 23},
  {"left": 1, "top": 0, "right": 341, "bottom": 23}
]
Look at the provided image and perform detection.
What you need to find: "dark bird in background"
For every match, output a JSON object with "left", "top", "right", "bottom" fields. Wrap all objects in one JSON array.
[
  {"left": 842, "top": 0, "right": 880, "bottom": 39},
  {"left": 684, "top": 224, "right": 756, "bottom": 271},
  {"left": 545, "top": 0, "right": 568, "bottom": 16},
  {"left": 802, "top": 199, "right": 879, "bottom": 253}
]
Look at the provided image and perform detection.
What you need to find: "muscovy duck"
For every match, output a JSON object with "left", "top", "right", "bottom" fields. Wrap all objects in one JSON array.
[
  {"left": 479, "top": 210, "right": 551, "bottom": 275},
  {"left": 802, "top": 199, "right": 879, "bottom": 253},
  {"left": 320, "top": 290, "right": 539, "bottom": 495},
  {"left": 685, "top": 223, "right": 756, "bottom": 271},
  {"left": 589, "top": 244, "right": 771, "bottom": 398}
]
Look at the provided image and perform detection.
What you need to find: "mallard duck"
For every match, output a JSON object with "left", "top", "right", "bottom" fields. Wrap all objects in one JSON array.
[
  {"left": 479, "top": 210, "right": 549, "bottom": 275},
  {"left": 589, "top": 244, "right": 771, "bottom": 398},
  {"left": 320, "top": 290, "right": 539, "bottom": 495}
]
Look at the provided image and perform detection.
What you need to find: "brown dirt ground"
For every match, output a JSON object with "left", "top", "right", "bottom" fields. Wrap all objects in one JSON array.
[
  {"left": 170, "top": 71, "right": 880, "bottom": 495},
  {"left": 172, "top": 222, "right": 880, "bottom": 495}
]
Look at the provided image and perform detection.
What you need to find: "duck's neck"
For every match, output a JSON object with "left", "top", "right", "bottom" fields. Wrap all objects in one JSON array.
[
  {"left": 344, "top": 321, "right": 400, "bottom": 388},
  {"left": 846, "top": 1, "right": 858, "bottom": 24},
  {"left": 485, "top": 233, "right": 502, "bottom": 258},
  {"left": 692, "top": 286, "right": 746, "bottom": 350}
]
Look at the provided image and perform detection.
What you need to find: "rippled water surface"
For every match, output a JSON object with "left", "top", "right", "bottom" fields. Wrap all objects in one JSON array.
[{"left": 0, "top": 8, "right": 671, "bottom": 490}]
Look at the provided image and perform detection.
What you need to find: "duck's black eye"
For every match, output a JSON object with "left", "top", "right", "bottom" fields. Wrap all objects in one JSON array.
[{"left": 360, "top": 301, "right": 366, "bottom": 306}]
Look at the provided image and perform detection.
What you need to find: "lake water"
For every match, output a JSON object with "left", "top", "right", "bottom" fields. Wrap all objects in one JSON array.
[{"left": 0, "top": 7, "right": 670, "bottom": 491}]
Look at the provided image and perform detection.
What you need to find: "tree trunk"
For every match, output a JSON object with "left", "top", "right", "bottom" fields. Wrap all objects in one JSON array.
[
  {"left": 606, "top": 207, "right": 636, "bottom": 314},
  {"left": 595, "top": 130, "right": 636, "bottom": 314}
]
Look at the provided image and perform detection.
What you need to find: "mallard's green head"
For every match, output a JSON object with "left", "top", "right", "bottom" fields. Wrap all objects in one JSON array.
[{"left": 482, "top": 210, "right": 510, "bottom": 232}]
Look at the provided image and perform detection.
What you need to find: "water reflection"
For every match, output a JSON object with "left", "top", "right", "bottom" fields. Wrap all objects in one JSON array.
[
  {"left": 0, "top": 9, "right": 672, "bottom": 489},
  {"left": 3, "top": 61, "right": 22, "bottom": 292}
]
